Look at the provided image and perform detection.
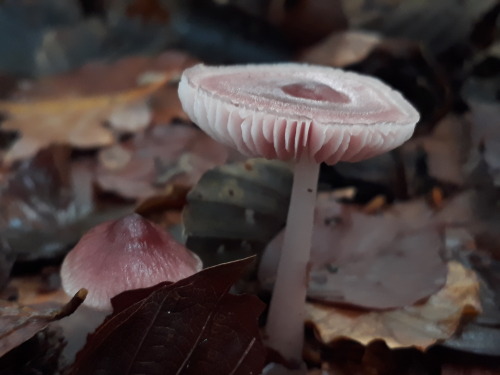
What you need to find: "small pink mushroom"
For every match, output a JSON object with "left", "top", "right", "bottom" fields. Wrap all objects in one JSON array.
[
  {"left": 60, "top": 213, "right": 202, "bottom": 311},
  {"left": 178, "top": 63, "right": 419, "bottom": 364}
]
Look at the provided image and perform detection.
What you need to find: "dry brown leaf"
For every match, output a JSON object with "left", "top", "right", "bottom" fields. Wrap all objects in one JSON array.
[
  {"left": 306, "top": 261, "right": 481, "bottom": 350},
  {"left": 0, "top": 78, "right": 167, "bottom": 164},
  {"left": 0, "top": 51, "right": 199, "bottom": 164}
]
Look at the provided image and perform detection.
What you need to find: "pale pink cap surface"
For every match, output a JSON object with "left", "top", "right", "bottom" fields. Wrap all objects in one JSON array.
[
  {"left": 60, "top": 213, "right": 202, "bottom": 310},
  {"left": 178, "top": 63, "right": 419, "bottom": 164}
]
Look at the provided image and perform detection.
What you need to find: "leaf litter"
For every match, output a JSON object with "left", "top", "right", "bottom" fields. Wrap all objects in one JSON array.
[
  {"left": 96, "top": 123, "right": 229, "bottom": 200},
  {"left": 305, "top": 261, "right": 480, "bottom": 349},
  {"left": 1, "top": 0, "right": 500, "bottom": 374},
  {"left": 0, "top": 51, "right": 197, "bottom": 164},
  {"left": 69, "top": 257, "right": 266, "bottom": 375},
  {"left": 259, "top": 193, "right": 448, "bottom": 310}
]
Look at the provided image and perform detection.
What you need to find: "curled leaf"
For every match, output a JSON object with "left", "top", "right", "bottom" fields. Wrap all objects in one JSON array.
[
  {"left": 306, "top": 261, "right": 481, "bottom": 350},
  {"left": 0, "top": 289, "right": 86, "bottom": 357}
]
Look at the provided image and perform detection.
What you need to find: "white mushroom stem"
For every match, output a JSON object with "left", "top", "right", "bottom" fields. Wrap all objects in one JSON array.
[{"left": 265, "top": 155, "right": 320, "bottom": 364}]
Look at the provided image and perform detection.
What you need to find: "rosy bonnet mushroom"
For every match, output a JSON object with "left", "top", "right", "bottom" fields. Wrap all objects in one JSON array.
[
  {"left": 178, "top": 63, "right": 419, "bottom": 364},
  {"left": 60, "top": 213, "right": 202, "bottom": 311}
]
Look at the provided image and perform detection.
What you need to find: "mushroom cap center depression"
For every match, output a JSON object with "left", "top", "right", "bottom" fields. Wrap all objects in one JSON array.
[{"left": 280, "top": 82, "right": 351, "bottom": 104}]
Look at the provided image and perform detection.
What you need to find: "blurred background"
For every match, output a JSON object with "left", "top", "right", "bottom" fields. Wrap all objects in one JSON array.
[{"left": 0, "top": 0, "right": 500, "bottom": 374}]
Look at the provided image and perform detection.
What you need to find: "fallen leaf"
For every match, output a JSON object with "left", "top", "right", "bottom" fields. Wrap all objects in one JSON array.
[
  {"left": 0, "top": 289, "right": 86, "bottom": 357},
  {"left": 183, "top": 158, "right": 293, "bottom": 266},
  {"left": 96, "top": 124, "right": 229, "bottom": 200},
  {"left": 0, "top": 76, "right": 166, "bottom": 164},
  {"left": 401, "top": 115, "right": 472, "bottom": 187},
  {"left": 306, "top": 261, "right": 481, "bottom": 350},
  {"left": 299, "top": 31, "right": 382, "bottom": 67},
  {"left": 260, "top": 194, "right": 448, "bottom": 309},
  {"left": 69, "top": 257, "right": 266, "bottom": 375},
  {"left": 0, "top": 51, "right": 198, "bottom": 164}
]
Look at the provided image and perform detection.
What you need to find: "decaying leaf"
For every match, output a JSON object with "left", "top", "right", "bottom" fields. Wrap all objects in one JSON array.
[
  {"left": 306, "top": 261, "right": 481, "bottom": 350},
  {"left": 96, "top": 124, "right": 229, "bottom": 200},
  {"left": 69, "top": 257, "right": 266, "bottom": 375},
  {"left": 0, "top": 51, "right": 198, "bottom": 164},
  {"left": 0, "top": 76, "right": 166, "bottom": 164},
  {"left": 183, "top": 158, "right": 293, "bottom": 265},
  {"left": 260, "top": 193, "right": 448, "bottom": 309},
  {"left": 299, "top": 31, "right": 382, "bottom": 68},
  {"left": 0, "top": 289, "right": 86, "bottom": 357}
]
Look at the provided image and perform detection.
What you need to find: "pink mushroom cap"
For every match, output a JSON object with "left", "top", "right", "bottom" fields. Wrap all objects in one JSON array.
[
  {"left": 178, "top": 63, "right": 419, "bottom": 164},
  {"left": 60, "top": 213, "right": 202, "bottom": 310}
]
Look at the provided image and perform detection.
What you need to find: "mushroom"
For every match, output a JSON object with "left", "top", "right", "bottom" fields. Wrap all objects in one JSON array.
[
  {"left": 178, "top": 63, "right": 419, "bottom": 364},
  {"left": 60, "top": 213, "right": 202, "bottom": 311}
]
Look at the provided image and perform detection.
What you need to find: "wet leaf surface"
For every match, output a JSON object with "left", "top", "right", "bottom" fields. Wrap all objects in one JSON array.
[{"left": 69, "top": 257, "right": 266, "bottom": 375}]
